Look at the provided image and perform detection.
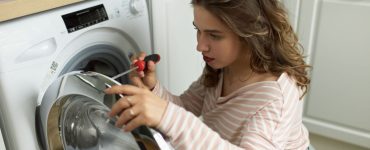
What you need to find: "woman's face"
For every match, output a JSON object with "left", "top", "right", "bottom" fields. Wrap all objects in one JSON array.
[{"left": 193, "top": 5, "right": 245, "bottom": 69}]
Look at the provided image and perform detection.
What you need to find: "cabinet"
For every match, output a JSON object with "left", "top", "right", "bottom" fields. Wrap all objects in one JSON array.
[
  {"left": 0, "top": 0, "right": 83, "bottom": 22},
  {"left": 297, "top": 0, "right": 370, "bottom": 148}
]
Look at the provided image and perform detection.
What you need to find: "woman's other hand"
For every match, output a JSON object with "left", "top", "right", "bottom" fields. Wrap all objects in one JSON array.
[
  {"left": 105, "top": 84, "right": 168, "bottom": 132},
  {"left": 129, "top": 52, "right": 157, "bottom": 90}
]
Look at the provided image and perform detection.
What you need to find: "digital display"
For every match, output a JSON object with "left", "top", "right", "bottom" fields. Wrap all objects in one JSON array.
[{"left": 62, "top": 4, "right": 108, "bottom": 33}]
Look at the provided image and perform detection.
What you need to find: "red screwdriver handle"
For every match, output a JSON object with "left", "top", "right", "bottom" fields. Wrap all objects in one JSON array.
[{"left": 134, "top": 54, "right": 161, "bottom": 71}]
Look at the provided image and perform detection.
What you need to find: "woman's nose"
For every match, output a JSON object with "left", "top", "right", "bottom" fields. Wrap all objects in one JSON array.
[{"left": 196, "top": 35, "right": 210, "bottom": 52}]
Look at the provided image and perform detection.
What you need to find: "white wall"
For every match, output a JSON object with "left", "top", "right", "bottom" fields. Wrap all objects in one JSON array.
[
  {"left": 285, "top": 0, "right": 370, "bottom": 149},
  {"left": 152, "top": 0, "right": 203, "bottom": 95},
  {"left": 282, "top": 0, "right": 301, "bottom": 31}
]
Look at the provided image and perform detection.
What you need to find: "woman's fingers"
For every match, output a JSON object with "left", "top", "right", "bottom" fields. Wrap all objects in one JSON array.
[
  {"left": 109, "top": 96, "right": 134, "bottom": 117},
  {"left": 124, "top": 114, "right": 146, "bottom": 132},
  {"left": 115, "top": 105, "right": 139, "bottom": 127},
  {"left": 104, "top": 85, "right": 142, "bottom": 95},
  {"left": 146, "top": 61, "right": 156, "bottom": 72},
  {"left": 112, "top": 97, "right": 146, "bottom": 131},
  {"left": 138, "top": 51, "right": 146, "bottom": 60},
  {"left": 130, "top": 76, "right": 146, "bottom": 88},
  {"left": 137, "top": 71, "right": 145, "bottom": 78}
]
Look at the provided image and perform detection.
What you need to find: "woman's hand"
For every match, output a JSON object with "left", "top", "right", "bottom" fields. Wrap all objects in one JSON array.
[
  {"left": 105, "top": 84, "right": 168, "bottom": 132},
  {"left": 129, "top": 52, "right": 157, "bottom": 90}
]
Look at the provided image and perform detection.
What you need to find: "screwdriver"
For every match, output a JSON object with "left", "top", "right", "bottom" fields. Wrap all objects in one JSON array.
[{"left": 111, "top": 54, "right": 160, "bottom": 79}]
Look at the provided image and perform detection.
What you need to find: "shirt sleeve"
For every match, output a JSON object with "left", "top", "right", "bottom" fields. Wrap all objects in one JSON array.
[
  {"left": 156, "top": 99, "right": 284, "bottom": 150},
  {"left": 151, "top": 78, "right": 205, "bottom": 116},
  {"left": 240, "top": 99, "right": 284, "bottom": 149},
  {"left": 156, "top": 102, "right": 243, "bottom": 150}
]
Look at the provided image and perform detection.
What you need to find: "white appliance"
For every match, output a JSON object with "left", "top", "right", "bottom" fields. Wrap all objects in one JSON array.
[
  {"left": 37, "top": 71, "right": 171, "bottom": 150},
  {"left": 0, "top": 129, "right": 5, "bottom": 150},
  {"left": 0, "top": 0, "right": 153, "bottom": 149}
]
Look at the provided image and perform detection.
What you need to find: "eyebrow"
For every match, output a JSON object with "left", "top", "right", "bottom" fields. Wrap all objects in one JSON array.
[{"left": 193, "top": 22, "right": 223, "bottom": 34}]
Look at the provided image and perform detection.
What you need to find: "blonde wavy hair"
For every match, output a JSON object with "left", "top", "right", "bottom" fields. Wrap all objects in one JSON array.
[{"left": 191, "top": 0, "right": 311, "bottom": 98}]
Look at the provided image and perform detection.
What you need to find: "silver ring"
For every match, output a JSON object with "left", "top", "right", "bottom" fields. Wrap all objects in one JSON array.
[
  {"left": 126, "top": 97, "right": 133, "bottom": 107},
  {"left": 129, "top": 108, "right": 135, "bottom": 116}
]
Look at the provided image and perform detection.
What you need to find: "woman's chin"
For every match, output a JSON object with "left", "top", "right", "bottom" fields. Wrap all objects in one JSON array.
[{"left": 207, "top": 63, "right": 222, "bottom": 70}]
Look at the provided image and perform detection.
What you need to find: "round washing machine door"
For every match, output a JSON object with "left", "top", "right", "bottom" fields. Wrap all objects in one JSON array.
[{"left": 37, "top": 71, "right": 165, "bottom": 150}]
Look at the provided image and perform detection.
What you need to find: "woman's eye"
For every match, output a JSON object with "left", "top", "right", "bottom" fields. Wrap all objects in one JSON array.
[{"left": 209, "top": 34, "right": 221, "bottom": 40}]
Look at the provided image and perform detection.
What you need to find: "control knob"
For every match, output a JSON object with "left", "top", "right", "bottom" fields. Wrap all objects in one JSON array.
[{"left": 129, "top": 0, "right": 144, "bottom": 15}]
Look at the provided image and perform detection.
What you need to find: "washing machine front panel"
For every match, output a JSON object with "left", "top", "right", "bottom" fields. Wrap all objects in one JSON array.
[
  {"left": 0, "top": 0, "right": 152, "bottom": 149},
  {"left": 0, "top": 0, "right": 152, "bottom": 73},
  {"left": 38, "top": 27, "right": 142, "bottom": 105}
]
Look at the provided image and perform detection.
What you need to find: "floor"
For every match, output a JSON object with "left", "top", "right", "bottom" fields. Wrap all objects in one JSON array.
[
  {"left": 2, "top": 127, "right": 370, "bottom": 150},
  {"left": 310, "top": 133, "right": 370, "bottom": 150}
]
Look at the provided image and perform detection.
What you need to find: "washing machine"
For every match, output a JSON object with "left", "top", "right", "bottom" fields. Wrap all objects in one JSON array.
[{"left": 0, "top": 0, "right": 155, "bottom": 149}]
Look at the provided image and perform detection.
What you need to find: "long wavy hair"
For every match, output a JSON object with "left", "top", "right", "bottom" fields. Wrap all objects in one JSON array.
[{"left": 191, "top": 0, "right": 311, "bottom": 98}]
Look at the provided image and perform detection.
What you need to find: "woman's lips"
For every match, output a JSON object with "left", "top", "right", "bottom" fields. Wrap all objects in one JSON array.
[{"left": 203, "top": 56, "right": 215, "bottom": 62}]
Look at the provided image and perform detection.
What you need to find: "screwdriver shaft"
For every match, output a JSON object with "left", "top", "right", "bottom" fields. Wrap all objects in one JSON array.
[
  {"left": 111, "top": 54, "right": 160, "bottom": 80},
  {"left": 112, "top": 67, "right": 138, "bottom": 79}
]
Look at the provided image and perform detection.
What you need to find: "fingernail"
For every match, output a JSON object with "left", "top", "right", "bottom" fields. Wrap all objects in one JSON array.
[{"left": 128, "top": 52, "right": 134, "bottom": 58}]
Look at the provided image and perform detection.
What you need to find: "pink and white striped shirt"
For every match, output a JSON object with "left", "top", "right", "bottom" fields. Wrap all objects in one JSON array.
[{"left": 153, "top": 72, "right": 309, "bottom": 150}]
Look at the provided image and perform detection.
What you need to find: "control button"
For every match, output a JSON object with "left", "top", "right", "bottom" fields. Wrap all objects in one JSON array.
[{"left": 129, "top": 0, "right": 143, "bottom": 15}]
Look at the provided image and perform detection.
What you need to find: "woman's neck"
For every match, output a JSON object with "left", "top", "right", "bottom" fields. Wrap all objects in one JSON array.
[
  {"left": 223, "top": 66, "right": 253, "bottom": 85},
  {"left": 223, "top": 54, "right": 253, "bottom": 82},
  {"left": 221, "top": 58, "right": 255, "bottom": 96}
]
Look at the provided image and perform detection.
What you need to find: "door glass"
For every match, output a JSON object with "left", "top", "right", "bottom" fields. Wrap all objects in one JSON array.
[
  {"left": 61, "top": 95, "right": 141, "bottom": 150},
  {"left": 43, "top": 72, "right": 164, "bottom": 150}
]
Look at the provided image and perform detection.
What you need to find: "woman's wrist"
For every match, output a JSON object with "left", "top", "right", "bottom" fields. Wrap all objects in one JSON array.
[{"left": 149, "top": 80, "right": 158, "bottom": 91}]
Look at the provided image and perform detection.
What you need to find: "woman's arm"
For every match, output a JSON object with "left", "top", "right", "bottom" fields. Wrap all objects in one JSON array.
[
  {"left": 157, "top": 102, "right": 243, "bottom": 150},
  {"left": 157, "top": 99, "right": 285, "bottom": 150},
  {"left": 152, "top": 78, "right": 206, "bottom": 117}
]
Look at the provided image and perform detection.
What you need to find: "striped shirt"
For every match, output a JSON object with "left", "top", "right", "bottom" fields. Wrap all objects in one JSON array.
[{"left": 153, "top": 72, "right": 309, "bottom": 149}]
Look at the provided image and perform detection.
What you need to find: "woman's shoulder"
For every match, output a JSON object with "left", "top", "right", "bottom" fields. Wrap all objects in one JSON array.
[
  {"left": 247, "top": 72, "right": 300, "bottom": 93},
  {"left": 236, "top": 81, "right": 283, "bottom": 101},
  {"left": 237, "top": 72, "right": 281, "bottom": 95},
  {"left": 228, "top": 72, "right": 286, "bottom": 103},
  {"left": 253, "top": 72, "right": 279, "bottom": 82},
  {"left": 222, "top": 80, "right": 283, "bottom": 117},
  {"left": 248, "top": 72, "right": 298, "bottom": 92}
]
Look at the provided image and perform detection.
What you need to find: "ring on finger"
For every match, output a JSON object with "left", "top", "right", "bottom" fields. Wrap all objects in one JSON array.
[
  {"left": 126, "top": 97, "right": 133, "bottom": 107},
  {"left": 129, "top": 108, "right": 135, "bottom": 116}
]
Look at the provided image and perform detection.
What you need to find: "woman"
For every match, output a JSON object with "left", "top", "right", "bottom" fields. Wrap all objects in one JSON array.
[{"left": 105, "top": 0, "right": 311, "bottom": 149}]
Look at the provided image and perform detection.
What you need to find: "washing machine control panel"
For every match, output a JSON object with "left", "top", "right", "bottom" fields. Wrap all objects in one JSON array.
[{"left": 62, "top": 4, "right": 109, "bottom": 33}]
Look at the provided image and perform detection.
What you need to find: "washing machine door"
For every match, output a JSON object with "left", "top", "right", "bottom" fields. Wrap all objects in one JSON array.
[{"left": 37, "top": 71, "right": 165, "bottom": 150}]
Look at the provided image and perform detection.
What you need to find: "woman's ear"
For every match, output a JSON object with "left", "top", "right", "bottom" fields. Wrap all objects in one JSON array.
[{"left": 240, "top": 38, "right": 252, "bottom": 55}]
